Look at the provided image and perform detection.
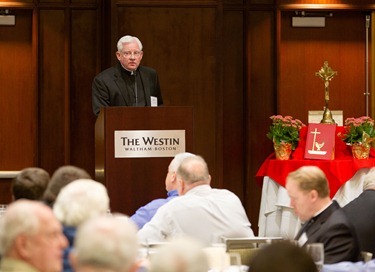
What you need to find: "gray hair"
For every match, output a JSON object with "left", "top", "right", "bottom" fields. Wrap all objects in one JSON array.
[
  {"left": 0, "top": 200, "right": 44, "bottom": 255},
  {"left": 117, "top": 35, "right": 143, "bottom": 52},
  {"left": 53, "top": 179, "right": 109, "bottom": 227},
  {"left": 73, "top": 214, "right": 139, "bottom": 271},
  {"left": 168, "top": 152, "right": 196, "bottom": 172},
  {"left": 149, "top": 237, "right": 209, "bottom": 272}
]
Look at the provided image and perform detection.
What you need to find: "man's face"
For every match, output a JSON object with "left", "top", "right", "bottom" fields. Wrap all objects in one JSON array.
[
  {"left": 26, "top": 208, "right": 68, "bottom": 272},
  {"left": 116, "top": 40, "right": 143, "bottom": 71},
  {"left": 286, "top": 179, "right": 315, "bottom": 222}
]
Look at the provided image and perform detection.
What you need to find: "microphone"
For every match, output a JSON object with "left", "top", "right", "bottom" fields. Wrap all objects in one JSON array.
[{"left": 132, "top": 70, "right": 138, "bottom": 106}]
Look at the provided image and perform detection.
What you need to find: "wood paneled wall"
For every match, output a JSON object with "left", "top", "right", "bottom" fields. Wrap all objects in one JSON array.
[{"left": 0, "top": 0, "right": 374, "bottom": 235}]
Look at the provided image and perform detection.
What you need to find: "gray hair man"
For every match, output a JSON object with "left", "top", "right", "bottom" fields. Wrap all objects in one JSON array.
[{"left": 0, "top": 199, "right": 68, "bottom": 272}]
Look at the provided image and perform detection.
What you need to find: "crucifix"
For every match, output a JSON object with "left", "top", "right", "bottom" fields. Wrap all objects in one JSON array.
[{"left": 315, "top": 61, "right": 338, "bottom": 124}]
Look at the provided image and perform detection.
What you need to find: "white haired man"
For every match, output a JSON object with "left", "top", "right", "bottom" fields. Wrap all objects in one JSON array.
[
  {"left": 138, "top": 155, "right": 255, "bottom": 245},
  {"left": 130, "top": 152, "right": 196, "bottom": 229},
  {"left": 53, "top": 179, "right": 110, "bottom": 272},
  {"left": 92, "top": 35, "right": 163, "bottom": 116},
  {"left": 70, "top": 214, "right": 140, "bottom": 272},
  {"left": 0, "top": 199, "right": 68, "bottom": 272}
]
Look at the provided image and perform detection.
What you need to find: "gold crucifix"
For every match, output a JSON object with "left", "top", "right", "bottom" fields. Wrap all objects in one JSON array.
[{"left": 315, "top": 61, "right": 337, "bottom": 124}]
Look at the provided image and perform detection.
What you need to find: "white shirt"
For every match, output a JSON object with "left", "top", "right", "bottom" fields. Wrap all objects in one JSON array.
[{"left": 137, "top": 185, "right": 254, "bottom": 245}]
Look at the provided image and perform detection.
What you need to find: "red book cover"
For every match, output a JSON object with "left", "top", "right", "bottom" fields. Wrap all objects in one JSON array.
[{"left": 304, "top": 123, "right": 336, "bottom": 160}]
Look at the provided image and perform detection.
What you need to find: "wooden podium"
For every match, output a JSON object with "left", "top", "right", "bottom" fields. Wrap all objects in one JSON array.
[{"left": 95, "top": 106, "right": 194, "bottom": 215}]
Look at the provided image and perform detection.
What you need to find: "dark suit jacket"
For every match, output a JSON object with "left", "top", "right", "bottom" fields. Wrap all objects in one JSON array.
[
  {"left": 343, "top": 190, "right": 375, "bottom": 256},
  {"left": 92, "top": 63, "right": 163, "bottom": 116},
  {"left": 302, "top": 201, "right": 360, "bottom": 264}
]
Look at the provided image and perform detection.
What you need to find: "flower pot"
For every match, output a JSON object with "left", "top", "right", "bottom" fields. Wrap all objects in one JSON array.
[
  {"left": 351, "top": 143, "right": 370, "bottom": 159},
  {"left": 274, "top": 141, "right": 293, "bottom": 160}
]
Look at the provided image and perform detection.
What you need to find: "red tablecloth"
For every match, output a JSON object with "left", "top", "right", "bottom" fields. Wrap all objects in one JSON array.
[{"left": 256, "top": 126, "right": 375, "bottom": 197}]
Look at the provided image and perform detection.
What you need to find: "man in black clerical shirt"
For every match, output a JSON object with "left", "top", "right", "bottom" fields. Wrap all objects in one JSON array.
[
  {"left": 92, "top": 35, "right": 163, "bottom": 116},
  {"left": 286, "top": 166, "right": 359, "bottom": 264}
]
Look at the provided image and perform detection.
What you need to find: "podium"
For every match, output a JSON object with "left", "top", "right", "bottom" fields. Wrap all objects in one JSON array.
[{"left": 95, "top": 106, "right": 194, "bottom": 215}]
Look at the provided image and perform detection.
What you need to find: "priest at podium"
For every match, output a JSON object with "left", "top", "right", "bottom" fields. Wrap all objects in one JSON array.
[{"left": 92, "top": 35, "right": 163, "bottom": 116}]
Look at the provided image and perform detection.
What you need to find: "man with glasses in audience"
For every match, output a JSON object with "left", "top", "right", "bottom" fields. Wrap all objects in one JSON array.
[{"left": 92, "top": 35, "right": 163, "bottom": 116}]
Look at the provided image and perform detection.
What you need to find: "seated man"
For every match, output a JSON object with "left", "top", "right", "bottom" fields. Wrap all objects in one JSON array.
[
  {"left": 0, "top": 199, "right": 68, "bottom": 272},
  {"left": 42, "top": 165, "right": 91, "bottom": 207},
  {"left": 138, "top": 155, "right": 255, "bottom": 245},
  {"left": 53, "top": 179, "right": 110, "bottom": 272},
  {"left": 130, "top": 152, "right": 195, "bottom": 229},
  {"left": 12, "top": 167, "right": 50, "bottom": 201},
  {"left": 70, "top": 214, "right": 140, "bottom": 272},
  {"left": 249, "top": 241, "right": 317, "bottom": 272},
  {"left": 286, "top": 166, "right": 359, "bottom": 264},
  {"left": 343, "top": 167, "right": 375, "bottom": 257},
  {"left": 149, "top": 237, "right": 209, "bottom": 272}
]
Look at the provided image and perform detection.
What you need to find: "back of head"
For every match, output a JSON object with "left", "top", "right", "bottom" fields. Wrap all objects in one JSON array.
[
  {"left": 176, "top": 155, "right": 211, "bottom": 185},
  {"left": 149, "top": 237, "right": 209, "bottom": 272},
  {"left": 42, "top": 165, "right": 91, "bottom": 206},
  {"left": 249, "top": 241, "right": 317, "bottom": 272},
  {"left": 363, "top": 167, "right": 375, "bottom": 191},
  {"left": 287, "top": 166, "right": 329, "bottom": 198},
  {"left": 12, "top": 167, "right": 50, "bottom": 201},
  {"left": 169, "top": 152, "right": 196, "bottom": 172},
  {"left": 72, "top": 214, "right": 139, "bottom": 272},
  {"left": 0, "top": 200, "right": 47, "bottom": 255},
  {"left": 53, "top": 179, "right": 109, "bottom": 227}
]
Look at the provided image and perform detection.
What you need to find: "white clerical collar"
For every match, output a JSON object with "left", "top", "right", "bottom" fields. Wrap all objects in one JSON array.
[{"left": 120, "top": 64, "right": 137, "bottom": 74}]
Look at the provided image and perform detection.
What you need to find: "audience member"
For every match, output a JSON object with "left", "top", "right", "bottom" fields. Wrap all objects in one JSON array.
[
  {"left": 286, "top": 166, "right": 359, "bottom": 264},
  {"left": 138, "top": 155, "right": 254, "bottom": 245},
  {"left": 249, "top": 241, "right": 317, "bottom": 272},
  {"left": 149, "top": 237, "right": 209, "bottom": 272},
  {"left": 53, "top": 179, "right": 110, "bottom": 272},
  {"left": 42, "top": 165, "right": 91, "bottom": 207},
  {"left": 0, "top": 199, "right": 68, "bottom": 272},
  {"left": 11, "top": 167, "right": 50, "bottom": 201},
  {"left": 343, "top": 167, "right": 375, "bottom": 257},
  {"left": 130, "top": 152, "right": 196, "bottom": 229},
  {"left": 92, "top": 35, "right": 163, "bottom": 116},
  {"left": 70, "top": 214, "right": 140, "bottom": 272}
]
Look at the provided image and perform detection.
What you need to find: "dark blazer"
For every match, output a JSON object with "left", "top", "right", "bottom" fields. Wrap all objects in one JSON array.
[
  {"left": 343, "top": 190, "right": 375, "bottom": 256},
  {"left": 92, "top": 63, "right": 163, "bottom": 116},
  {"left": 302, "top": 201, "right": 360, "bottom": 264}
]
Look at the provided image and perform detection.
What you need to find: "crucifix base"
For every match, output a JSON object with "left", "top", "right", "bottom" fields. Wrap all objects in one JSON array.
[{"left": 321, "top": 107, "right": 336, "bottom": 124}]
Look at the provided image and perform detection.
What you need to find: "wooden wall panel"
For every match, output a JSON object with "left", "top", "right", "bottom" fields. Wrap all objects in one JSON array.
[
  {"left": 279, "top": 11, "right": 368, "bottom": 124},
  {"left": 114, "top": 6, "right": 218, "bottom": 185},
  {"left": 278, "top": 0, "right": 373, "bottom": 5},
  {"left": 0, "top": 9, "right": 34, "bottom": 204},
  {"left": 222, "top": 10, "right": 245, "bottom": 199},
  {"left": 70, "top": 9, "right": 99, "bottom": 175},
  {"left": 38, "top": 9, "right": 66, "bottom": 173},
  {"left": 0, "top": 10, "right": 35, "bottom": 170},
  {"left": 246, "top": 10, "right": 276, "bottom": 233}
]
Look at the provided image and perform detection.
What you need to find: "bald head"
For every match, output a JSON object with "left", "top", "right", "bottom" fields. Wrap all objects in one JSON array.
[{"left": 176, "top": 156, "right": 211, "bottom": 195}]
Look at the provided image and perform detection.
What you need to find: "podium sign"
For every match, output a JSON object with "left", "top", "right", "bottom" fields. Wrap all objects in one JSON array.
[
  {"left": 114, "top": 130, "right": 186, "bottom": 158},
  {"left": 95, "top": 106, "right": 194, "bottom": 215}
]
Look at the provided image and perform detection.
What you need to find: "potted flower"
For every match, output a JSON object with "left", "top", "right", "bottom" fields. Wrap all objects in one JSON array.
[
  {"left": 267, "top": 115, "right": 305, "bottom": 160},
  {"left": 338, "top": 116, "right": 375, "bottom": 159}
]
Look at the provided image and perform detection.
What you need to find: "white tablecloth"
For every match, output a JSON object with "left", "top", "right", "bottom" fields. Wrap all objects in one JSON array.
[{"left": 258, "top": 168, "right": 370, "bottom": 239}]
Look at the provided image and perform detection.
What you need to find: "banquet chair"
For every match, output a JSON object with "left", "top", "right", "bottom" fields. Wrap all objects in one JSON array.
[{"left": 222, "top": 237, "right": 284, "bottom": 265}]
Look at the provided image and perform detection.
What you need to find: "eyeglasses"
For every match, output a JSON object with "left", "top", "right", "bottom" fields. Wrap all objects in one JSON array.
[{"left": 121, "top": 51, "right": 142, "bottom": 58}]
